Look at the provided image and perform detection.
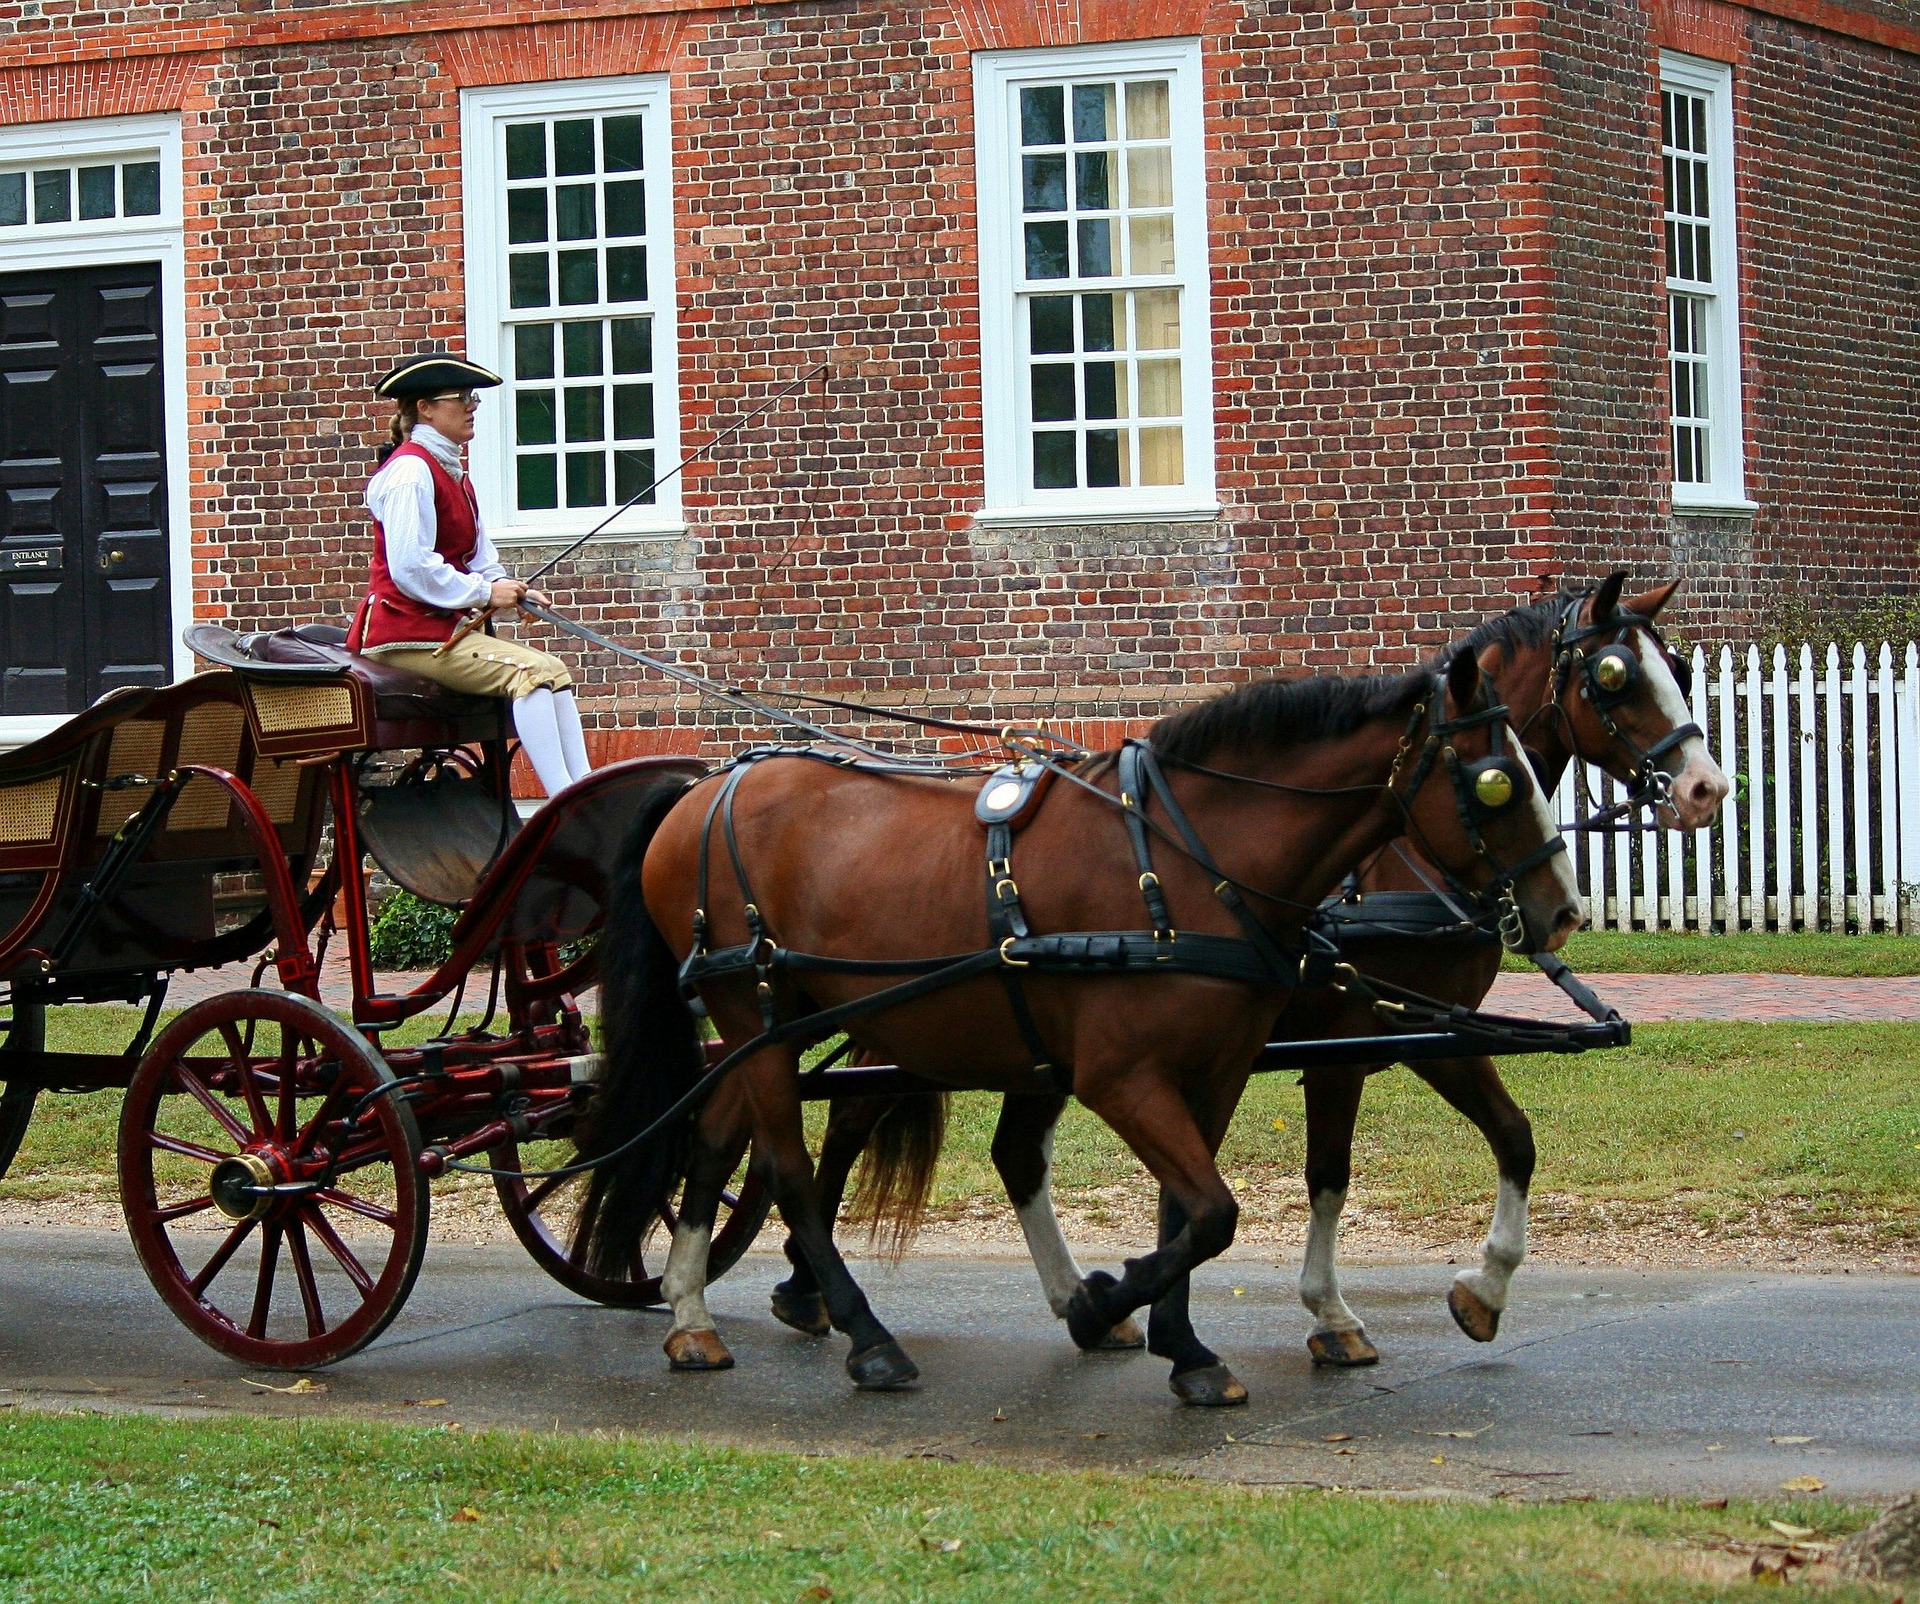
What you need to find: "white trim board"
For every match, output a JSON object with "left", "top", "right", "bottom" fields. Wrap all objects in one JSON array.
[{"left": 0, "top": 112, "right": 188, "bottom": 750}]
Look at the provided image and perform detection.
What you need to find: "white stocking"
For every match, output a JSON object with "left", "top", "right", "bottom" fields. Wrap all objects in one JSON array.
[
  {"left": 512, "top": 688, "right": 573, "bottom": 798},
  {"left": 553, "top": 688, "right": 593, "bottom": 782}
]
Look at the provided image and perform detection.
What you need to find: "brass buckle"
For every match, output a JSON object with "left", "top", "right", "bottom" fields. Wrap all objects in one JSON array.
[{"left": 999, "top": 936, "right": 1030, "bottom": 967}]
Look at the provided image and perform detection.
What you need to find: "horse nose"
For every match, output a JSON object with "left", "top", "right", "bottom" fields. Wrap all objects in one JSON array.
[
  {"left": 1539, "top": 900, "right": 1584, "bottom": 952},
  {"left": 1675, "top": 769, "right": 1729, "bottom": 827}
]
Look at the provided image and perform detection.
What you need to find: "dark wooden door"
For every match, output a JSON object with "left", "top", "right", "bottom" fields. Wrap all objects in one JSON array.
[{"left": 0, "top": 262, "right": 171, "bottom": 715}]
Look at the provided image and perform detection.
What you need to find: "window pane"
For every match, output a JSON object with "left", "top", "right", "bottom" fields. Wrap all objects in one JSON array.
[
  {"left": 612, "top": 317, "right": 653, "bottom": 373},
  {"left": 1133, "top": 288, "right": 1180, "bottom": 348},
  {"left": 506, "top": 124, "right": 547, "bottom": 180},
  {"left": 614, "top": 448, "right": 657, "bottom": 502},
  {"left": 1128, "top": 214, "right": 1175, "bottom": 274},
  {"left": 1031, "top": 364, "right": 1076, "bottom": 422},
  {"left": 1138, "top": 357, "right": 1181, "bottom": 416},
  {"left": 1032, "top": 430, "right": 1076, "bottom": 488},
  {"left": 556, "top": 184, "right": 596, "bottom": 241},
  {"left": 1126, "top": 80, "right": 1170, "bottom": 139},
  {"left": 1081, "top": 293, "right": 1116, "bottom": 352},
  {"left": 1073, "top": 83, "right": 1115, "bottom": 142},
  {"left": 1020, "top": 86, "right": 1065, "bottom": 147},
  {"left": 517, "top": 453, "right": 558, "bottom": 510},
  {"left": 508, "top": 188, "right": 548, "bottom": 244},
  {"left": 554, "top": 120, "right": 595, "bottom": 176},
  {"left": 1029, "top": 296, "right": 1074, "bottom": 354},
  {"left": 613, "top": 383, "right": 654, "bottom": 439},
  {"left": 564, "top": 387, "right": 604, "bottom": 442},
  {"left": 32, "top": 170, "right": 70, "bottom": 224},
  {"left": 0, "top": 174, "right": 23, "bottom": 227},
  {"left": 1075, "top": 151, "right": 1110, "bottom": 209},
  {"left": 1022, "top": 155, "right": 1066, "bottom": 213},
  {"left": 1086, "top": 427, "right": 1124, "bottom": 487},
  {"left": 604, "top": 179, "right": 646, "bottom": 237},
  {"left": 516, "top": 390, "right": 556, "bottom": 446},
  {"left": 563, "top": 321, "right": 603, "bottom": 376},
  {"left": 1139, "top": 425, "right": 1183, "bottom": 485},
  {"left": 602, "top": 114, "right": 644, "bottom": 173},
  {"left": 1025, "top": 221, "right": 1069, "bottom": 279},
  {"left": 514, "top": 323, "right": 555, "bottom": 380},
  {"left": 557, "top": 250, "right": 598, "bottom": 304},
  {"left": 122, "top": 161, "right": 161, "bottom": 216},
  {"left": 1076, "top": 219, "right": 1114, "bottom": 277},
  {"left": 1084, "top": 361, "right": 1121, "bottom": 419},
  {"left": 1127, "top": 147, "right": 1173, "bottom": 208},
  {"left": 566, "top": 451, "right": 606, "bottom": 507},
  {"left": 607, "top": 247, "right": 648, "bottom": 301},
  {"left": 509, "top": 253, "right": 551, "bottom": 309},
  {"left": 78, "top": 165, "right": 115, "bottom": 220}
]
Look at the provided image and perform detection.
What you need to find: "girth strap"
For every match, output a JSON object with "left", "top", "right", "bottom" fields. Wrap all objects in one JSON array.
[{"left": 982, "top": 818, "right": 1062, "bottom": 1087}]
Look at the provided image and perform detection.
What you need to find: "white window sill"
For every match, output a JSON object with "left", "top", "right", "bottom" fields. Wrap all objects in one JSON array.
[
  {"left": 0, "top": 714, "right": 71, "bottom": 752},
  {"left": 490, "top": 522, "right": 689, "bottom": 548},
  {"left": 972, "top": 502, "right": 1223, "bottom": 529},
  {"left": 1671, "top": 496, "right": 1758, "bottom": 517}
]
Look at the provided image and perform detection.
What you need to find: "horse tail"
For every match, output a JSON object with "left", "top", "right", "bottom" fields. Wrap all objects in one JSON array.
[
  {"left": 846, "top": 1090, "right": 950, "bottom": 1260},
  {"left": 572, "top": 779, "right": 701, "bottom": 1283}
]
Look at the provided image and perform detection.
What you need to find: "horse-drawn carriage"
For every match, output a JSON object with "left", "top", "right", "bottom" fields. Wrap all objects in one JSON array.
[{"left": 0, "top": 583, "right": 1708, "bottom": 1392}]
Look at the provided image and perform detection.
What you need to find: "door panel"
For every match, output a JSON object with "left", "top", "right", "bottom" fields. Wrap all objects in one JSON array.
[{"left": 0, "top": 263, "right": 170, "bottom": 713}]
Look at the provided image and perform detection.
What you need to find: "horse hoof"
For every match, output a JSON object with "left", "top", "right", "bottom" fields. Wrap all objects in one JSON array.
[
  {"left": 1094, "top": 1315, "right": 1147, "bottom": 1351},
  {"left": 664, "top": 1327, "right": 735, "bottom": 1371},
  {"left": 847, "top": 1339, "right": 920, "bottom": 1391},
  {"left": 1448, "top": 1281, "right": 1502, "bottom": 1343},
  {"left": 1065, "top": 1271, "right": 1121, "bottom": 1351},
  {"left": 1307, "top": 1327, "right": 1380, "bottom": 1367},
  {"left": 1170, "top": 1363, "right": 1249, "bottom": 1408},
  {"left": 771, "top": 1283, "right": 831, "bottom": 1337}
]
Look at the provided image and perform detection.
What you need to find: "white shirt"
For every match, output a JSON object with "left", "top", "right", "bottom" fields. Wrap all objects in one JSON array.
[{"left": 365, "top": 423, "right": 506, "bottom": 612}]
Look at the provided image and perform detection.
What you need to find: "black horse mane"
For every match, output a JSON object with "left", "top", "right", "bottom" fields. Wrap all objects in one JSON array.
[
  {"left": 1439, "top": 585, "right": 1591, "bottom": 669},
  {"left": 1149, "top": 669, "right": 1431, "bottom": 764}
]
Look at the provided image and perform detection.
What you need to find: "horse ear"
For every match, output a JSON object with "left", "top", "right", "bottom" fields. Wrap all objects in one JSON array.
[
  {"left": 1589, "top": 570, "right": 1629, "bottom": 624},
  {"left": 1446, "top": 646, "right": 1482, "bottom": 713},
  {"left": 1626, "top": 577, "right": 1683, "bottom": 620}
]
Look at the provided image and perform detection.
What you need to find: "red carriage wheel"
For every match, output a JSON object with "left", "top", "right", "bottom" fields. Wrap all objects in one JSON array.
[
  {"left": 493, "top": 1138, "right": 771, "bottom": 1307},
  {"left": 0, "top": 1001, "right": 44, "bottom": 1181},
  {"left": 118, "top": 990, "right": 429, "bottom": 1369}
]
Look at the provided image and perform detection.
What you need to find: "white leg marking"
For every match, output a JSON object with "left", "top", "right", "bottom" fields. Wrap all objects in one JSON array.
[
  {"left": 1298, "top": 1186, "right": 1364, "bottom": 1334},
  {"left": 1013, "top": 1128, "right": 1087, "bottom": 1318},
  {"left": 662, "top": 1220, "right": 716, "bottom": 1335},
  {"left": 1452, "top": 1177, "right": 1528, "bottom": 1313}
]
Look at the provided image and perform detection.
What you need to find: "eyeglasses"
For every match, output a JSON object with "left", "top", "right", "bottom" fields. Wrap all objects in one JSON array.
[{"left": 423, "top": 391, "right": 482, "bottom": 408}]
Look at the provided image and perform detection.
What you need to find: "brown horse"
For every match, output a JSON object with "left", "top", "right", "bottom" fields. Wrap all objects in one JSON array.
[
  {"left": 777, "top": 572, "right": 1726, "bottom": 1376},
  {"left": 579, "top": 649, "right": 1582, "bottom": 1403}
]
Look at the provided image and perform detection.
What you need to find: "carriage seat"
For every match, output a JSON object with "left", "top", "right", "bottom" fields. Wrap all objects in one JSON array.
[{"left": 183, "top": 624, "right": 503, "bottom": 754}]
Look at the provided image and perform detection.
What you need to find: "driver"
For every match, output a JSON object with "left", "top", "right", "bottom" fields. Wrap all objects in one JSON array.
[{"left": 348, "top": 351, "right": 591, "bottom": 799}]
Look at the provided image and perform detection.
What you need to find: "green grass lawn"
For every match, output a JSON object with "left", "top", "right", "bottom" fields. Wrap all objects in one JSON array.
[
  {"left": 0, "top": 1411, "right": 1887, "bottom": 1603},
  {"left": 1506, "top": 929, "right": 1920, "bottom": 976},
  {"left": 10, "top": 1013, "right": 1919, "bottom": 1246}
]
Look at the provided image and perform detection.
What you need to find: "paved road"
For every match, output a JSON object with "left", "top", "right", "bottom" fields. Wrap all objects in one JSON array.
[
  {"left": 2, "top": 1229, "right": 1914, "bottom": 1499},
  {"left": 160, "top": 954, "right": 1920, "bottom": 1022}
]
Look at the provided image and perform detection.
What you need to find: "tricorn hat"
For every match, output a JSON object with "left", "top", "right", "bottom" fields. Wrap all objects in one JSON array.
[{"left": 376, "top": 350, "right": 503, "bottom": 400}]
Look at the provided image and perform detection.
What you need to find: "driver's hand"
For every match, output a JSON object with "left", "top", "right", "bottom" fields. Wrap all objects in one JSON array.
[
  {"left": 488, "top": 578, "right": 528, "bottom": 610},
  {"left": 523, "top": 587, "right": 550, "bottom": 606}
]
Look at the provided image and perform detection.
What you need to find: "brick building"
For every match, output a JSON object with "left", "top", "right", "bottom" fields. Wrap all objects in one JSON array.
[{"left": 1, "top": 0, "right": 1915, "bottom": 749}]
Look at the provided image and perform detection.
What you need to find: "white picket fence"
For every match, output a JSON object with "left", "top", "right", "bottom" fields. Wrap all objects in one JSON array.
[{"left": 1557, "top": 642, "right": 1920, "bottom": 933}]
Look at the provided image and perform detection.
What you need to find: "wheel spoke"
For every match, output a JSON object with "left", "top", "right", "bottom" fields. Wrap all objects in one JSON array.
[
  {"left": 153, "top": 1194, "right": 215, "bottom": 1224},
  {"left": 286, "top": 1218, "right": 327, "bottom": 1338},
  {"left": 189, "top": 1218, "right": 257, "bottom": 1297},
  {"left": 523, "top": 1170, "right": 568, "bottom": 1214},
  {"left": 313, "top": 1187, "right": 395, "bottom": 1228},
  {"left": 292, "top": 1080, "right": 348, "bottom": 1158},
  {"left": 304, "top": 1205, "right": 376, "bottom": 1297},
  {"left": 275, "top": 1029, "right": 302, "bottom": 1145},
  {"left": 220, "top": 1021, "right": 273, "bottom": 1140},
  {"left": 173, "top": 1062, "right": 250, "bottom": 1146},
  {"left": 147, "top": 1130, "right": 228, "bottom": 1166},
  {"left": 247, "top": 1220, "right": 283, "bottom": 1338}
]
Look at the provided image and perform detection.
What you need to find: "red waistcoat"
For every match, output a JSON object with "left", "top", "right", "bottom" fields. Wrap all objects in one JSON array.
[{"left": 348, "top": 441, "right": 484, "bottom": 651}]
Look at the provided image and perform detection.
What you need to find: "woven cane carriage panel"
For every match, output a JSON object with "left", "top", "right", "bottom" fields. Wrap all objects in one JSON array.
[
  {"left": 249, "top": 756, "right": 303, "bottom": 825},
  {"left": 0, "top": 774, "right": 62, "bottom": 845},
  {"left": 168, "top": 702, "right": 246, "bottom": 833},
  {"left": 95, "top": 720, "right": 167, "bottom": 835},
  {"left": 246, "top": 681, "right": 368, "bottom": 758}
]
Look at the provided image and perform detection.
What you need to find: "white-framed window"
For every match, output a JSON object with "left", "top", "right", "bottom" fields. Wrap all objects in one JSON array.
[
  {"left": 461, "top": 77, "right": 679, "bottom": 541},
  {"left": 974, "top": 40, "right": 1215, "bottom": 525},
  {"left": 1660, "top": 53, "right": 1751, "bottom": 513}
]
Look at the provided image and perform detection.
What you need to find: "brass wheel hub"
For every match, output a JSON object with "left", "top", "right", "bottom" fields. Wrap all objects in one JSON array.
[{"left": 210, "top": 1151, "right": 277, "bottom": 1221}]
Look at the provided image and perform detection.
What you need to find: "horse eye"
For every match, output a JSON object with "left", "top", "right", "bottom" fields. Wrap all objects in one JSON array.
[{"left": 1669, "top": 655, "right": 1694, "bottom": 699}]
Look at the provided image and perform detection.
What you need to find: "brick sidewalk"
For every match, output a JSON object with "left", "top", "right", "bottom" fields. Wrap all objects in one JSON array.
[{"left": 155, "top": 951, "right": 1920, "bottom": 1025}]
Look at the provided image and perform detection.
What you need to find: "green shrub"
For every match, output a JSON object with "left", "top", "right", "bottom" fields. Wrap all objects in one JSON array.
[{"left": 367, "top": 889, "right": 456, "bottom": 971}]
